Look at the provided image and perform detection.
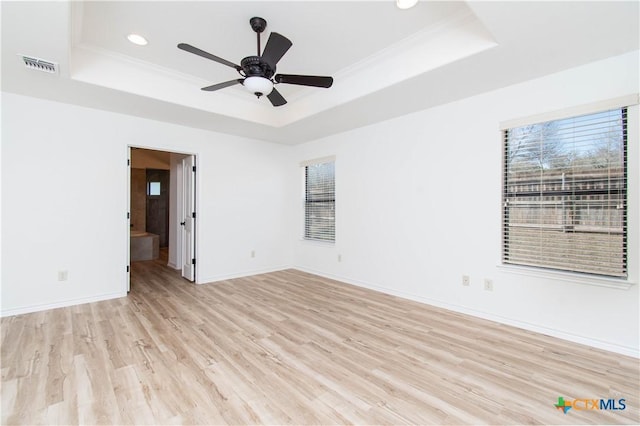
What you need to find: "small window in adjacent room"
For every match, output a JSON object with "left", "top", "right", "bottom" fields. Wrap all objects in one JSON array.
[
  {"left": 148, "top": 182, "right": 161, "bottom": 196},
  {"left": 303, "top": 159, "right": 335, "bottom": 242},
  {"left": 502, "top": 107, "right": 628, "bottom": 278}
]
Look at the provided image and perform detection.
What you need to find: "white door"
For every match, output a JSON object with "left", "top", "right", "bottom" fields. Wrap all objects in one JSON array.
[{"left": 181, "top": 155, "right": 196, "bottom": 281}]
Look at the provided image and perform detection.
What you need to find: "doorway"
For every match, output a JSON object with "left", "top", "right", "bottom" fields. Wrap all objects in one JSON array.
[{"left": 127, "top": 147, "right": 197, "bottom": 291}]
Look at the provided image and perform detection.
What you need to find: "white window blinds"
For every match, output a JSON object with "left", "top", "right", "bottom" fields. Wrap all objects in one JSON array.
[
  {"left": 502, "top": 107, "right": 627, "bottom": 278},
  {"left": 304, "top": 160, "right": 335, "bottom": 242}
]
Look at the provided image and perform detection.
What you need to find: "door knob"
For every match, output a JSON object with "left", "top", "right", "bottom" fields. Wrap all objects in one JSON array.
[{"left": 180, "top": 221, "right": 186, "bottom": 226}]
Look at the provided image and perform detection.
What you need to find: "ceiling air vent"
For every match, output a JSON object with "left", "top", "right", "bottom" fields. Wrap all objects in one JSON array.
[{"left": 20, "top": 55, "right": 58, "bottom": 74}]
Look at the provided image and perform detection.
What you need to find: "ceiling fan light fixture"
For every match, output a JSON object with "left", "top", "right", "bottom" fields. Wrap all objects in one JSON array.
[
  {"left": 396, "top": 0, "right": 418, "bottom": 10},
  {"left": 243, "top": 76, "right": 273, "bottom": 96},
  {"left": 127, "top": 33, "right": 148, "bottom": 46}
]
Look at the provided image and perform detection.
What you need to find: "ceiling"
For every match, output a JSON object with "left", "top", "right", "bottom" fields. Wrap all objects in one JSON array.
[{"left": 2, "top": 1, "right": 639, "bottom": 145}]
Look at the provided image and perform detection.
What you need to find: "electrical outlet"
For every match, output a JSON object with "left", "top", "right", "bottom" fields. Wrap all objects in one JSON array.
[
  {"left": 484, "top": 279, "right": 493, "bottom": 291},
  {"left": 251, "top": 250, "right": 255, "bottom": 258},
  {"left": 338, "top": 254, "right": 342, "bottom": 262},
  {"left": 462, "top": 275, "right": 470, "bottom": 286},
  {"left": 58, "top": 270, "right": 68, "bottom": 282}
]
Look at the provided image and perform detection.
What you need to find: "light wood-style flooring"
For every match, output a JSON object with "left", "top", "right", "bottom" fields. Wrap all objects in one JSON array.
[{"left": 2, "top": 257, "right": 639, "bottom": 425}]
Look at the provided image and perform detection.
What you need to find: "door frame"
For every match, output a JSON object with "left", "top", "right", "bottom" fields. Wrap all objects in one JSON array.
[{"left": 126, "top": 145, "right": 198, "bottom": 291}]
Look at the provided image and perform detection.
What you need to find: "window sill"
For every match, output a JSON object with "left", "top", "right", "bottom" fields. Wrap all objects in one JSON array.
[
  {"left": 300, "top": 238, "right": 335, "bottom": 247},
  {"left": 496, "top": 264, "right": 635, "bottom": 290}
]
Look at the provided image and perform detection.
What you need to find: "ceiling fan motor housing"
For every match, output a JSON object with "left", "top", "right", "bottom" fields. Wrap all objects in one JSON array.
[{"left": 241, "top": 56, "right": 275, "bottom": 79}]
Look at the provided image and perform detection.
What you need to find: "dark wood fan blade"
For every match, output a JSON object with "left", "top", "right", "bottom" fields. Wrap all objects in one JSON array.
[
  {"left": 178, "top": 43, "right": 240, "bottom": 70},
  {"left": 261, "top": 33, "right": 292, "bottom": 68},
  {"left": 275, "top": 74, "right": 333, "bottom": 88},
  {"left": 201, "top": 79, "right": 243, "bottom": 92},
  {"left": 267, "top": 88, "right": 287, "bottom": 107}
]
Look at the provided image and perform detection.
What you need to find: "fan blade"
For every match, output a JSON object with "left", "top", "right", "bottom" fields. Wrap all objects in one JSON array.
[
  {"left": 275, "top": 74, "right": 333, "bottom": 88},
  {"left": 201, "top": 79, "right": 243, "bottom": 92},
  {"left": 267, "top": 88, "right": 287, "bottom": 107},
  {"left": 261, "top": 32, "right": 292, "bottom": 68},
  {"left": 178, "top": 43, "right": 239, "bottom": 70}
]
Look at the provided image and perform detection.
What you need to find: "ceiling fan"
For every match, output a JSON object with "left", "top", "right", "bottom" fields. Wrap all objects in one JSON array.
[{"left": 178, "top": 17, "right": 333, "bottom": 107}]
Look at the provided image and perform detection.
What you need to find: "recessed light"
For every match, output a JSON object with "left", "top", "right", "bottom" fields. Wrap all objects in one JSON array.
[
  {"left": 396, "top": 0, "right": 418, "bottom": 9},
  {"left": 127, "top": 33, "right": 148, "bottom": 46}
]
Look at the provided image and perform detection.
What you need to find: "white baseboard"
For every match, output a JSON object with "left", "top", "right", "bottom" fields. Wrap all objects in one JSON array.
[
  {"left": 198, "top": 265, "right": 292, "bottom": 285},
  {"left": 1, "top": 291, "right": 127, "bottom": 318},
  {"left": 293, "top": 267, "right": 639, "bottom": 359},
  {"left": 167, "top": 261, "right": 180, "bottom": 270}
]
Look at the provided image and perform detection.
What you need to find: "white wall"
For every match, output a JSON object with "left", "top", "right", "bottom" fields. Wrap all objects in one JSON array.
[
  {"left": 1, "top": 93, "right": 293, "bottom": 315},
  {"left": 291, "top": 51, "right": 640, "bottom": 357}
]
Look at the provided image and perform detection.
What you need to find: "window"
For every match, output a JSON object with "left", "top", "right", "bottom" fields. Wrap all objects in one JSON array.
[
  {"left": 304, "top": 160, "right": 335, "bottom": 242},
  {"left": 148, "top": 182, "right": 161, "bottom": 196},
  {"left": 502, "top": 108, "right": 627, "bottom": 278}
]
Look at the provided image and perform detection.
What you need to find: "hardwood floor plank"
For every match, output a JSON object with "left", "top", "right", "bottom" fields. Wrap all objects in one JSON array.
[{"left": 2, "top": 259, "right": 638, "bottom": 425}]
